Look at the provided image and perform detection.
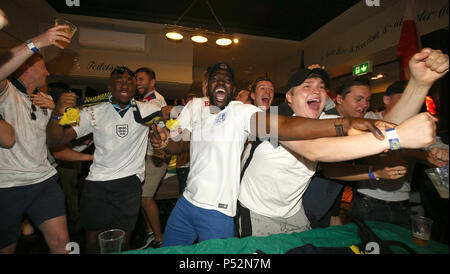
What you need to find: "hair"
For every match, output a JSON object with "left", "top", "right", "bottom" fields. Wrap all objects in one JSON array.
[
  {"left": 335, "top": 77, "right": 370, "bottom": 98},
  {"left": 186, "top": 92, "right": 199, "bottom": 98},
  {"left": 307, "top": 73, "right": 327, "bottom": 86},
  {"left": 249, "top": 76, "right": 274, "bottom": 93},
  {"left": 47, "top": 81, "right": 70, "bottom": 92},
  {"left": 110, "top": 66, "right": 135, "bottom": 78},
  {"left": 286, "top": 73, "right": 325, "bottom": 95},
  {"left": 135, "top": 66, "right": 156, "bottom": 80},
  {"left": 11, "top": 53, "right": 44, "bottom": 79}
]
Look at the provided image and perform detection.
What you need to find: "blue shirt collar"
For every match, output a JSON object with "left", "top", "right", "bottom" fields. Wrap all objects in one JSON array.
[
  {"left": 10, "top": 78, "right": 39, "bottom": 96},
  {"left": 108, "top": 95, "right": 131, "bottom": 117}
]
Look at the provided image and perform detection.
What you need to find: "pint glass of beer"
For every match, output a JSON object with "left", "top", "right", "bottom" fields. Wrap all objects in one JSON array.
[
  {"left": 54, "top": 19, "right": 77, "bottom": 48},
  {"left": 411, "top": 215, "right": 433, "bottom": 246}
]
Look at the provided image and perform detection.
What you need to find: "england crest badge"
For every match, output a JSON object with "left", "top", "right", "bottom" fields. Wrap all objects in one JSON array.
[
  {"left": 116, "top": 124, "right": 128, "bottom": 138},
  {"left": 215, "top": 112, "right": 227, "bottom": 125}
]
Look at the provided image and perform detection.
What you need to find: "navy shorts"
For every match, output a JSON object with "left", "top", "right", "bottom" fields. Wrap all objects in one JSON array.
[
  {"left": 0, "top": 174, "right": 65, "bottom": 248},
  {"left": 80, "top": 175, "right": 142, "bottom": 232}
]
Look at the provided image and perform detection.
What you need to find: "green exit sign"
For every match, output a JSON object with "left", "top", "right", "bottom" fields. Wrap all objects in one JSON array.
[{"left": 353, "top": 61, "right": 373, "bottom": 76}]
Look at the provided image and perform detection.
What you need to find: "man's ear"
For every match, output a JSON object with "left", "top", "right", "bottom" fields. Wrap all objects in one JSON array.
[
  {"left": 285, "top": 92, "right": 292, "bottom": 104},
  {"left": 336, "top": 94, "right": 344, "bottom": 105},
  {"left": 107, "top": 80, "right": 112, "bottom": 93},
  {"left": 383, "top": 95, "right": 390, "bottom": 106},
  {"left": 231, "top": 87, "right": 236, "bottom": 99},
  {"left": 14, "top": 63, "right": 28, "bottom": 78},
  {"left": 150, "top": 79, "right": 156, "bottom": 89},
  {"left": 202, "top": 80, "right": 208, "bottom": 97}
]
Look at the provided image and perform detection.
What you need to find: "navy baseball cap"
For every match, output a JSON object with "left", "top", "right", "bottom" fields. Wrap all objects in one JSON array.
[
  {"left": 285, "top": 68, "right": 330, "bottom": 92},
  {"left": 208, "top": 62, "right": 235, "bottom": 82}
]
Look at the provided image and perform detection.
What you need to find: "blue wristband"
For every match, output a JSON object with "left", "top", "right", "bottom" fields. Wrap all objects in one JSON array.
[
  {"left": 51, "top": 115, "right": 62, "bottom": 121},
  {"left": 386, "top": 128, "right": 401, "bottom": 150},
  {"left": 26, "top": 40, "right": 39, "bottom": 53},
  {"left": 368, "top": 171, "right": 378, "bottom": 181}
]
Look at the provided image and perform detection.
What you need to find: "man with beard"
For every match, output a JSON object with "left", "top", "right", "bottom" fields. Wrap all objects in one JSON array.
[
  {"left": 46, "top": 66, "right": 162, "bottom": 253},
  {"left": 135, "top": 67, "right": 168, "bottom": 249},
  {"left": 150, "top": 62, "right": 397, "bottom": 247}
]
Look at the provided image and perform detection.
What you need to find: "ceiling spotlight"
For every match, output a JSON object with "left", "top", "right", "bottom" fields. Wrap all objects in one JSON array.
[
  {"left": 191, "top": 35, "right": 208, "bottom": 43},
  {"left": 233, "top": 38, "right": 239, "bottom": 44},
  {"left": 370, "top": 73, "right": 384, "bottom": 80},
  {"left": 166, "top": 31, "right": 183, "bottom": 41},
  {"left": 216, "top": 37, "right": 232, "bottom": 46}
]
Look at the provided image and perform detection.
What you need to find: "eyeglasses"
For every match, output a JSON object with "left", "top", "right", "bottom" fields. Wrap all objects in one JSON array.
[{"left": 31, "top": 103, "right": 37, "bottom": 120}]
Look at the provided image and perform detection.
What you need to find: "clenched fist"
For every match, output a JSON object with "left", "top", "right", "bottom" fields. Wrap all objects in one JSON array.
[{"left": 54, "top": 92, "right": 77, "bottom": 115}]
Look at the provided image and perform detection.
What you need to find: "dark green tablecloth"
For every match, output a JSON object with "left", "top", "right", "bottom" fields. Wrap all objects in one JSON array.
[{"left": 124, "top": 221, "right": 449, "bottom": 254}]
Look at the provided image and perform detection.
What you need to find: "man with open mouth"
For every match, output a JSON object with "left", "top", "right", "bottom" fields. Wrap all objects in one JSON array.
[
  {"left": 150, "top": 62, "right": 404, "bottom": 247},
  {"left": 249, "top": 77, "right": 275, "bottom": 111},
  {"left": 303, "top": 48, "right": 449, "bottom": 230},
  {"left": 237, "top": 66, "right": 438, "bottom": 237},
  {"left": 46, "top": 66, "right": 162, "bottom": 253}
]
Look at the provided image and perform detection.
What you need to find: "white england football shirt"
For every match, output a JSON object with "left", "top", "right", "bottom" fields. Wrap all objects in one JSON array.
[
  {"left": 73, "top": 99, "right": 161, "bottom": 182},
  {"left": 177, "top": 97, "right": 262, "bottom": 217},
  {"left": 238, "top": 113, "right": 338, "bottom": 218},
  {"left": 0, "top": 80, "right": 57, "bottom": 187}
]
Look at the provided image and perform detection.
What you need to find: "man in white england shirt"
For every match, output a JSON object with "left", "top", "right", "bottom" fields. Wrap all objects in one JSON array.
[
  {"left": 151, "top": 62, "right": 399, "bottom": 247},
  {"left": 46, "top": 66, "right": 162, "bottom": 253}
]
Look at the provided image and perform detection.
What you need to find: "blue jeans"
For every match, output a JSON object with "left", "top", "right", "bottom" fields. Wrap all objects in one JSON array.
[
  {"left": 350, "top": 193, "right": 411, "bottom": 229},
  {"left": 162, "top": 196, "right": 234, "bottom": 247}
]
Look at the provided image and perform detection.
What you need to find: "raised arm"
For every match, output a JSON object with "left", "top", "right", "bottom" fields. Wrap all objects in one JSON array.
[
  {"left": 384, "top": 48, "right": 449, "bottom": 124},
  {"left": 46, "top": 93, "right": 78, "bottom": 147},
  {"left": 281, "top": 112, "right": 437, "bottom": 162},
  {"left": 0, "top": 26, "right": 71, "bottom": 91},
  {"left": 251, "top": 111, "right": 388, "bottom": 141},
  {"left": 150, "top": 107, "right": 391, "bottom": 154}
]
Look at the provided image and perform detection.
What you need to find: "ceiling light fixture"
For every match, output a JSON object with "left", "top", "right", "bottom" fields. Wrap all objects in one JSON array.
[
  {"left": 166, "top": 31, "right": 183, "bottom": 41},
  {"left": 370, "top": 73, "right": 384, "bottom": 80},
  {"left": 216, "top": 37, "right": 232, "bottom": 46},
  {"left": 165, "top": 0, "right": 238, "bottom": 46},
  {"left": 191, "top": 34, "right": 208, "bottom": 43}
]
